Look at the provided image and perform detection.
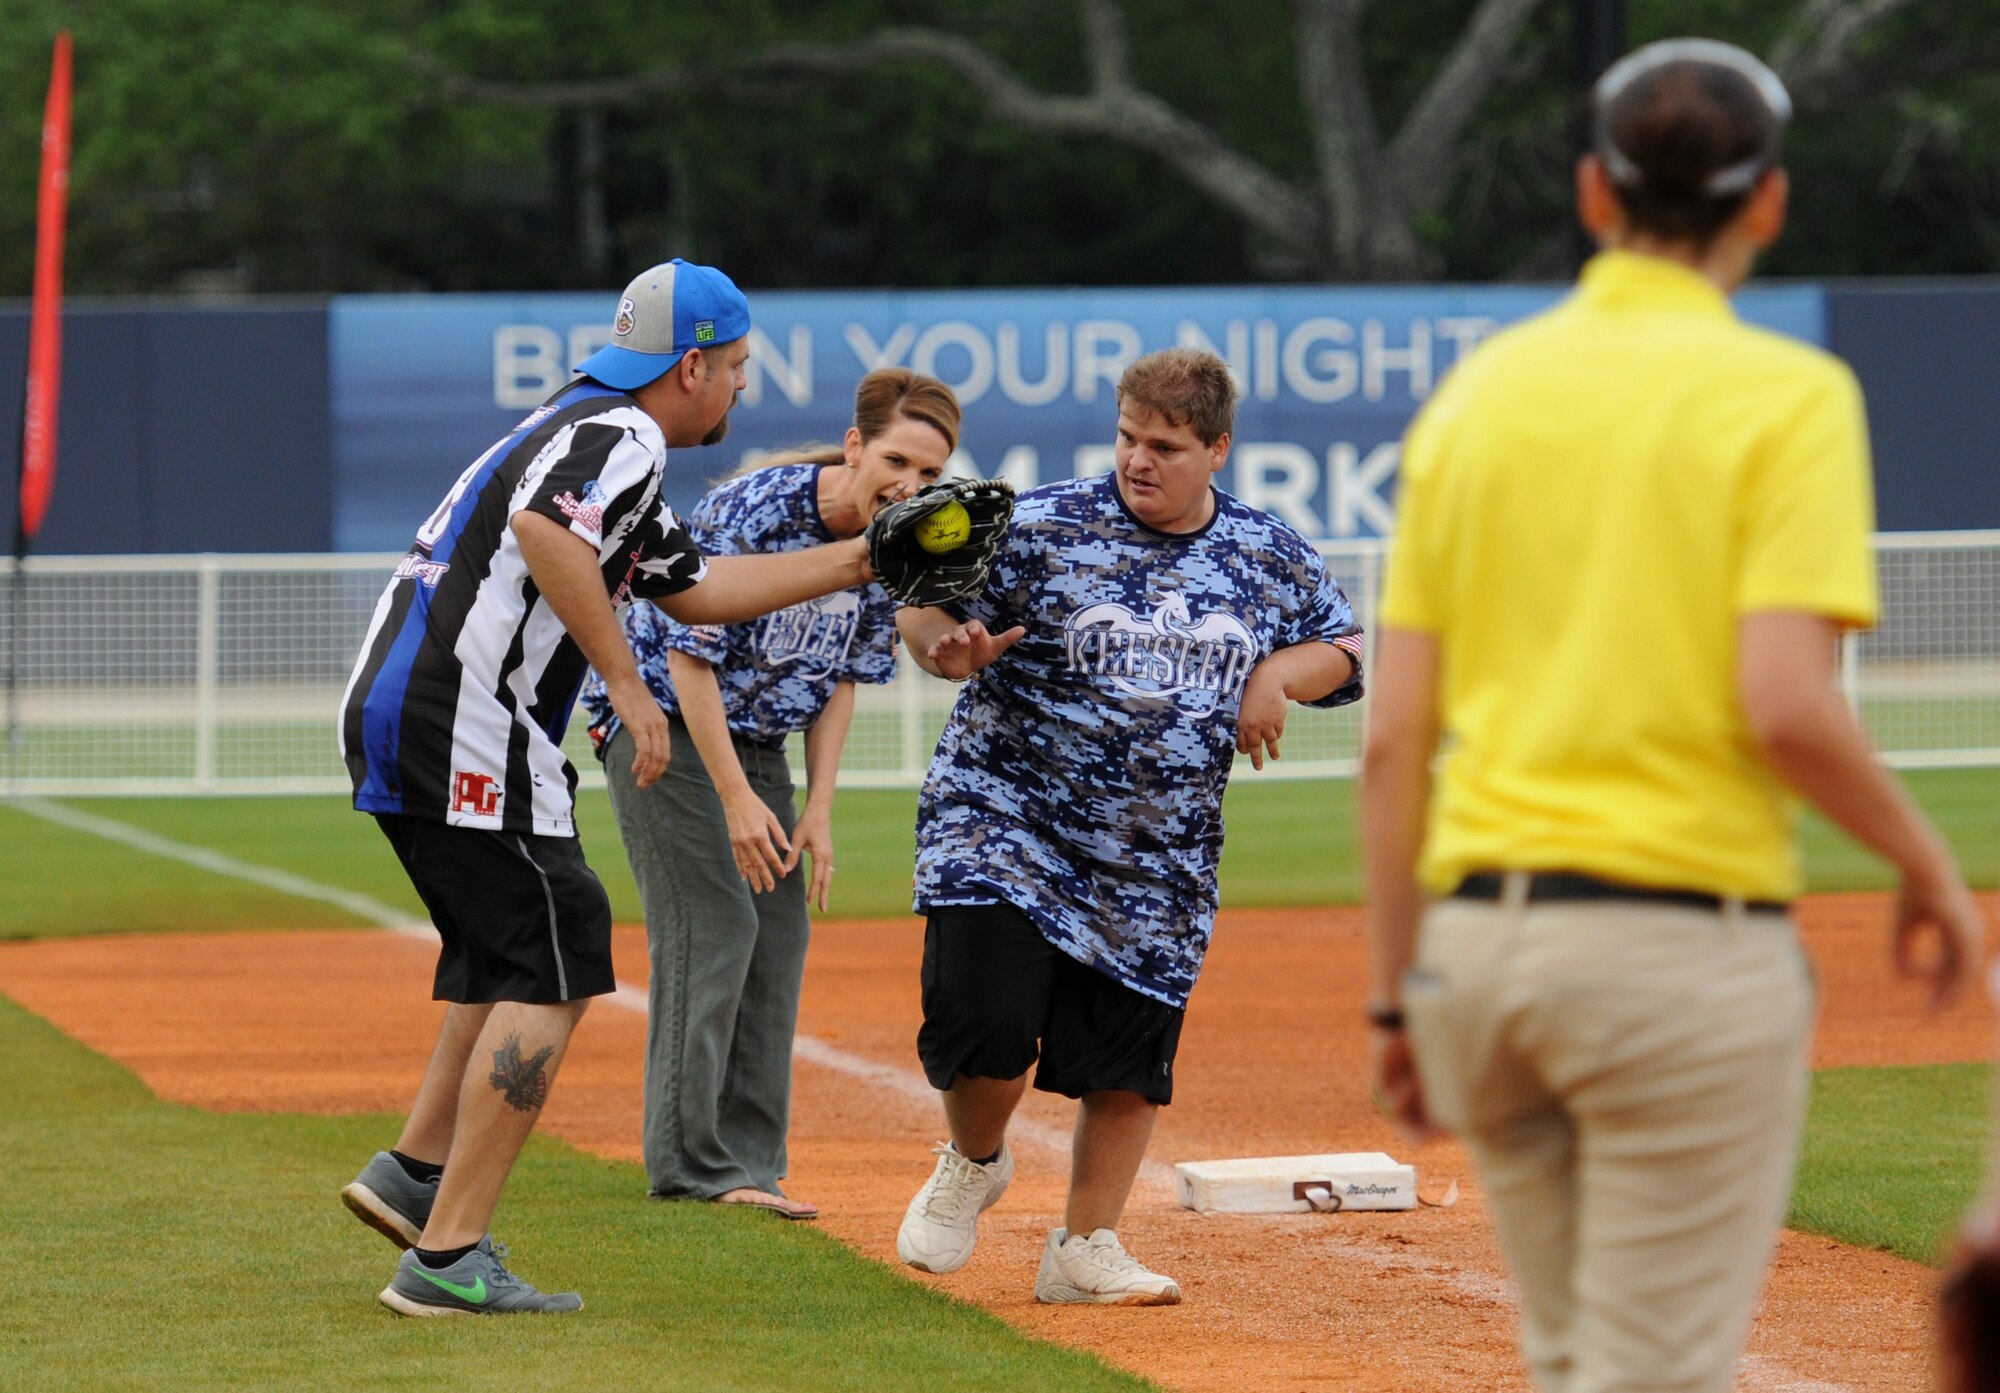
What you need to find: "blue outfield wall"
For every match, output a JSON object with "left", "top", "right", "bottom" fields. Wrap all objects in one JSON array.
[
  {"left": 0, "top": 281, "right": 1992, "bottom": 556},
  {"left": 1824, "top": 284, "right": 2000, "bottom": 532},
  {"left": 0, "top": 303, "right": 331, "bottom": 555},
  {"left": 328, "top": 283, "right": 1823, "bottom": 551}
]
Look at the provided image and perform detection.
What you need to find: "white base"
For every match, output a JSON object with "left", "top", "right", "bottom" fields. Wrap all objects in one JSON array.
[{"left": 1174, "top": 1152, "right": 1417, "bottom": 1213}]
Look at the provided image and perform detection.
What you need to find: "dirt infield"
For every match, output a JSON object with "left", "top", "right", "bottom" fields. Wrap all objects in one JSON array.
[{"left": 4, "top": 893, "right": 1993, "bottom": 1391}]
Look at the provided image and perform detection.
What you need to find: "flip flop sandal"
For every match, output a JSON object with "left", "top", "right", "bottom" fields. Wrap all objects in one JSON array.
[{"left": 712, "top": 1189, "right": 819, "bottom": 1221}]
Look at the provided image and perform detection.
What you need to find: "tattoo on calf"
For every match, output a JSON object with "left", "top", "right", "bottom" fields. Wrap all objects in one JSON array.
[{"left": 488, "top": 1033, "right": 556, "bottom": 1113}]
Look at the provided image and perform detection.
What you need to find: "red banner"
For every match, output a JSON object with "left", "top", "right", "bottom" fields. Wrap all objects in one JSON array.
[{"left": 19, "top": 30, "right": 73, "bottom": 546}]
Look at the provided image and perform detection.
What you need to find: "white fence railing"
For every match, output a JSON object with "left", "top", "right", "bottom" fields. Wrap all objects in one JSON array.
[{"left": 1, "top": 533, "right": 1995, "bottom": 795}]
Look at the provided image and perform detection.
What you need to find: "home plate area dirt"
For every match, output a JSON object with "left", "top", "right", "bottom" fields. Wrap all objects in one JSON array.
[{"left": 5, "top": 892, "right": 1993, "bottom": 1391}]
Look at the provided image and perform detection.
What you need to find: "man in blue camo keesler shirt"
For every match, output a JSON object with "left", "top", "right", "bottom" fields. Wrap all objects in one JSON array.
[{"left": 892, "top": 347, "right": 1365, "bottom": 1305}]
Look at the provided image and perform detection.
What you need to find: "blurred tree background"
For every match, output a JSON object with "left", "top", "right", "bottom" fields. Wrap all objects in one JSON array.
[{"left": 2, "top": 0, "right": 1996, "bottom": 295}]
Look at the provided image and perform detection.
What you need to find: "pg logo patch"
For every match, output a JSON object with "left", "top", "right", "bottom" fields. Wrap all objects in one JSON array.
[
  {"left": 450, "top": 770, "right": 502, "bottom": 818},
  {"left": 614, "top": 297, "right": 636, "bottom": 337},
  {"left": 694, "top": 319, "right": 716, "bottom": 343}
]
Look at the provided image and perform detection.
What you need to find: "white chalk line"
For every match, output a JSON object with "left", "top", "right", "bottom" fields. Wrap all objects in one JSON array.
[
  {"left": 3, "top": 796, "right": 1101, "bottom": 1173},
  {"left": 7, "top": 796, "right": 429, "bottom": 930},
  {"left": 9, "top": 797, "right": 1859, "bottom": 1391}
]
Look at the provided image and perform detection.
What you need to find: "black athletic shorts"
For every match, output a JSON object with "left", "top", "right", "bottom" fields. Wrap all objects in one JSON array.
[
  {"left": 374, "top": 813, "right": 615, "bottom": 1005},
  {"left": 916, "top": 902, "right": 1185, "bottom": 1104}
]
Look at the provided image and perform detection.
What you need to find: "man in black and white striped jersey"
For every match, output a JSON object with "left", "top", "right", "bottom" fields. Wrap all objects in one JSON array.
[{"left": 336, "top": 260, "right": 876, "bottom": 1317}]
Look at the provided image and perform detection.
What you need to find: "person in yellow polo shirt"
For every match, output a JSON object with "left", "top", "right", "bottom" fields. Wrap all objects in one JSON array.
[{"left": 1360, "top": 38, "right": 1986, "bottom": 1393}]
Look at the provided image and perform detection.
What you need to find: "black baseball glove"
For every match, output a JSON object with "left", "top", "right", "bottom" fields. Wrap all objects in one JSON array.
[{"left": 865, "top": 478, "right": 1015, "bottom": 607}]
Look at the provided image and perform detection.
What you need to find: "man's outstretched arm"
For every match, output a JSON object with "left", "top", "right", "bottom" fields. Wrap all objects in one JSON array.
[{"left": 658, "top": 543, "right": 873, "bottom": 626}]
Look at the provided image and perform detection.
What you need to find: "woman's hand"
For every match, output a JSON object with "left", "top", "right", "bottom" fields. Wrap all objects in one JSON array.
[
  {"left": 785, "top": 804, "right": 835, "bottom": 912},
  {"left": 722, "top": 787, "right": 790, "bottom": 894}
]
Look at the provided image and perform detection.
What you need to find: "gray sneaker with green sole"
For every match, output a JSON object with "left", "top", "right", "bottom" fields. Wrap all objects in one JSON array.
[{"left": 379, "top": 1237, "right": 583, "bottom": 1317}]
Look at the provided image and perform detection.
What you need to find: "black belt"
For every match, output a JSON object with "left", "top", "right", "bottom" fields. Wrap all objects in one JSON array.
[{"left": 1451, "top": 871, "right": 1789, "bottom": 917}]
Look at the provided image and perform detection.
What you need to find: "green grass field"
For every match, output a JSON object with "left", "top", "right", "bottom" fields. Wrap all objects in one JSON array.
[
  {"left": 1792, "top": 1063, "right": 1997, "bottom": 1264},
  {"left": 3, "top": 770, "right": 1995, "bottom": 1388},
  {"left": 0, "top": 996, "right": 1154, "bottom": 1393},
  {"left": 2, "top": 686, "right": 1983, "bottom": 783},
  {"left": 2, "top": 767, "right": 1994, "bottom": 938}
]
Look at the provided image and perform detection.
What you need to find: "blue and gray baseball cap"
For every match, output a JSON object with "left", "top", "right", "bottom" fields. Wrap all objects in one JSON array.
[{"left": 574, "top": 259, "right": 752, "bottom": 391}]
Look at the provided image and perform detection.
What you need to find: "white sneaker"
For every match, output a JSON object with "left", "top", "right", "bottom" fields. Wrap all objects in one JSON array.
[
  {"left": 1034, "top": 1227, "right": 1182, "bottom": 1306},
  {"left": 895, "top": 1141, "right": 1014, "bottom": 1274}
]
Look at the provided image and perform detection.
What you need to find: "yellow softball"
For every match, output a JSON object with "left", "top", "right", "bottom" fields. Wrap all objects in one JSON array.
[{"left": 914, "top": 499, "right": 972, "bottom": 554}]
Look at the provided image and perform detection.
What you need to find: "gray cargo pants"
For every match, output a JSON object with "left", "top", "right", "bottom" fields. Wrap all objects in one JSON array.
[{"left": 602, "top": 719, "right": 810, "bottom": 1200}]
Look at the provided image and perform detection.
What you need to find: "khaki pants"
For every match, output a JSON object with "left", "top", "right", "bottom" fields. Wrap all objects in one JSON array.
[{"left": 1405, "top": 879, "right": 1816, "bottom": 1393}]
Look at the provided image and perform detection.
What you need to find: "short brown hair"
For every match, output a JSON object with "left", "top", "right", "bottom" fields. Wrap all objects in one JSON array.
[{"left": 1116, "top": 349, "right": 1237, "bottom": 446}]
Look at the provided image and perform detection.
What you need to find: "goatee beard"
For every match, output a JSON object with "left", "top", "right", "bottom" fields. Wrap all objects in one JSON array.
[{"left": 701, "top": 414, "right": 731, "bottom": 446}]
